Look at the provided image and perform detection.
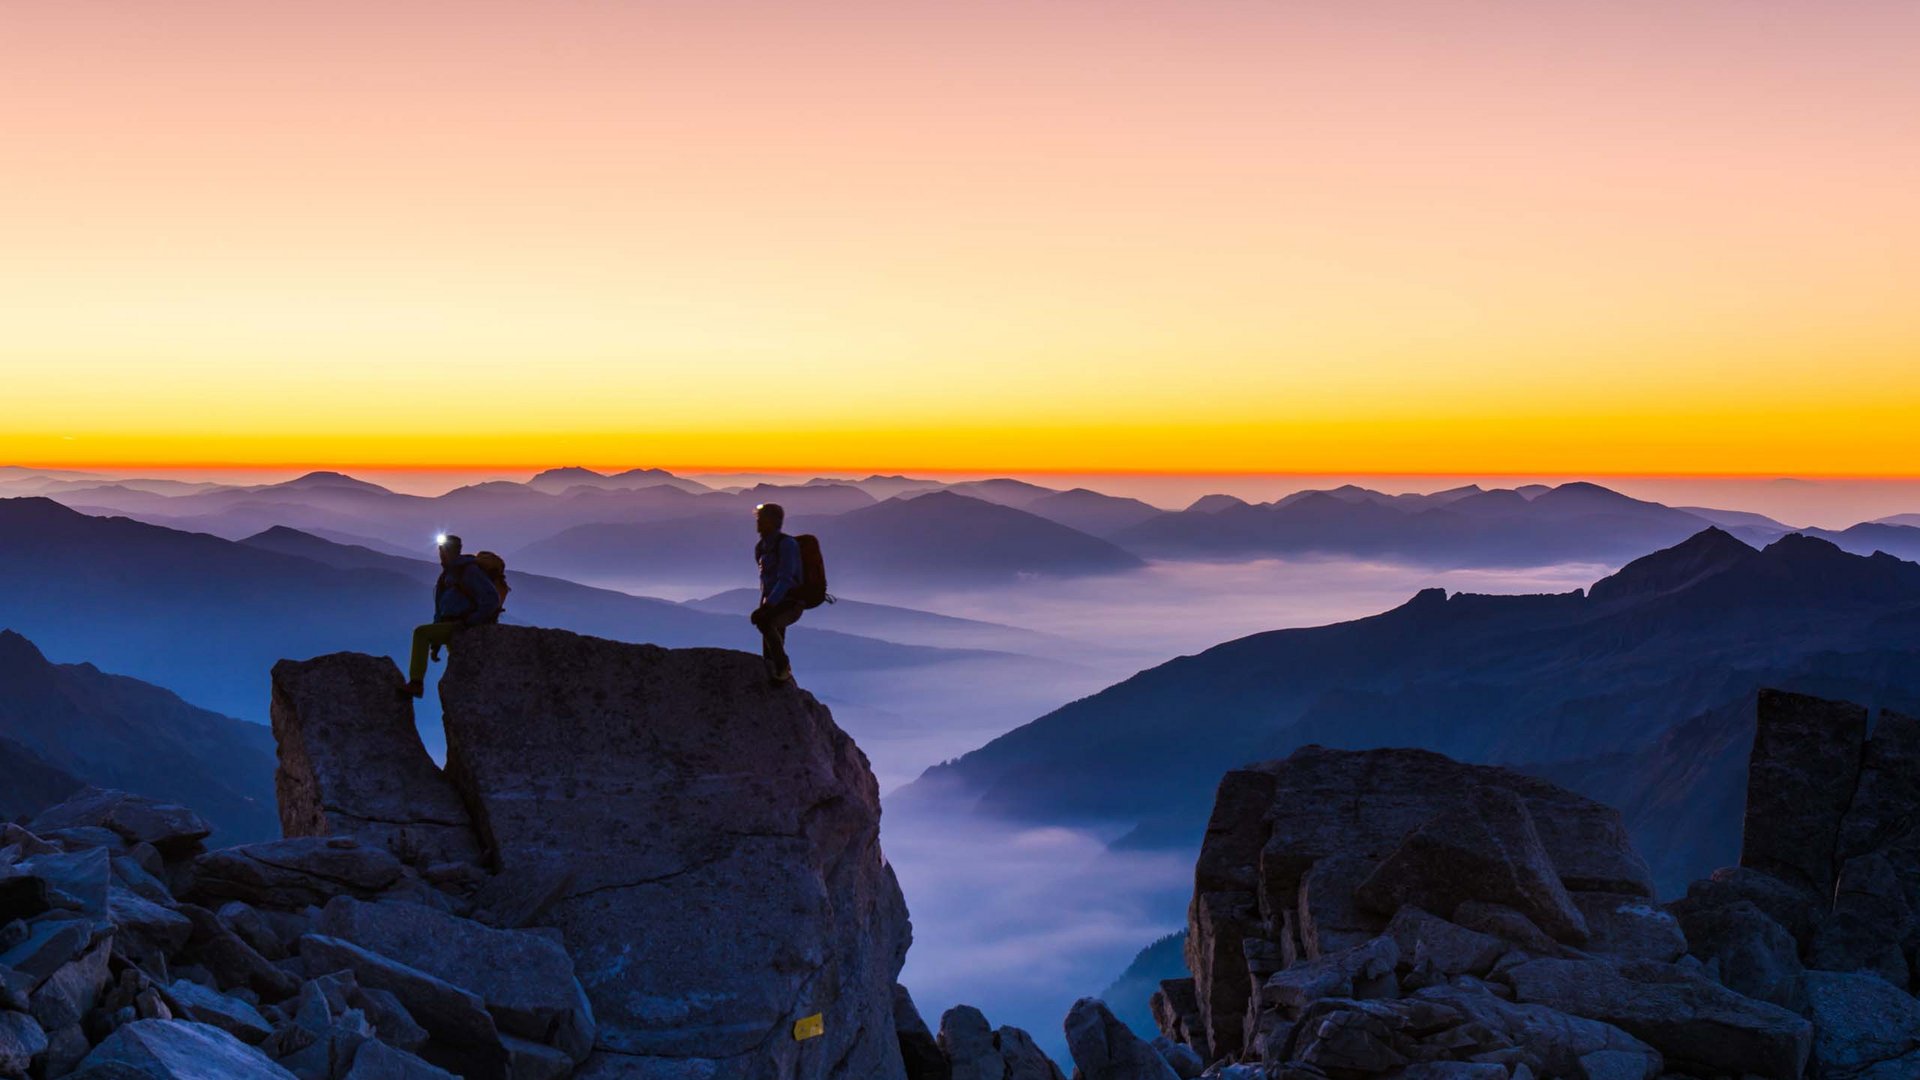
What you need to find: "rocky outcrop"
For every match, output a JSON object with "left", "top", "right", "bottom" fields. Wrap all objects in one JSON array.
[
  {"left": 1, "top": 625, "right": 914, "bottom": 1079},
  {"left": 271, "top": 654, "right": 482, "bottom": 870},
  {"left": 1139, "top": 689, "right": 1920, "bottom": 1079},
  {"left": 436, "top": 625, "right": 910, "bottom": 1078}
]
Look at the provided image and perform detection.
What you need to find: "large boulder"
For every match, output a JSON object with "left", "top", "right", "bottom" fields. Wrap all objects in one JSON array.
[
  {"left": 436, "top": 625, "right": 911, "bottom": 1080},
  {"left": 1062, "top": 997, "right": 1178, "bottom": 1080},
  {"left": 270, "top": 654, "right": 482, "bottom": 870},
  {"left": 1803, "top": 970, "right": 1920, "bottom": 1079},
  {"left": 1183, "top": 746, "right": 1651, "bottom": 1060}
]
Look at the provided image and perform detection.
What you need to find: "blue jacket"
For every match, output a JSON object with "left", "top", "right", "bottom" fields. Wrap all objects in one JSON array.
[
  {"left": 435, "top": 555, "right": 502, "bottom": 625},
  {"left": 756, "top": 533, "right": 803, "bottom": 606}
]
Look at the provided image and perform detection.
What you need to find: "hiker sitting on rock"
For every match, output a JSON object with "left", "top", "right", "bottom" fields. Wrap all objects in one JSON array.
[
  {"left": 403, "top": 533, "right": 503, "bottom": 698},
  {"left": 750, "top": 503, "right": 804, "bottom": 683}
]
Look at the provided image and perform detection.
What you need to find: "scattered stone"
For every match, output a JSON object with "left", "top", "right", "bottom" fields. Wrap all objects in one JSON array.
[
  {"left": 1568, "top": 892, "right": 1685, "bottom": 963},
  {"left": 341, "top": 1038, "right": 457, "bottom": 1080},
  {"left": 158, "top": 979, "right": 273, "bottom": 1043},
  {"left": 1803, "top": 970, "right": 1920, "bottom": 1080},
  {"left": 297, "top": 934, "right": 507, "bottom": 1080}
]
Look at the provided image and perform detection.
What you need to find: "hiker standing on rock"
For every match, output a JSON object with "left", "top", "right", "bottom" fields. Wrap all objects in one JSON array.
[
  {"left": 402, "top": 534, "right": 504, "bottom": 698},
  {"left": 751, "top": 503, "right": 805, "bottom": 683}
]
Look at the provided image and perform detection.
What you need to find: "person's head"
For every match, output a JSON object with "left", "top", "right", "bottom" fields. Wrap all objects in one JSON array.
[
  {"left": 754, "top": 503, "right": 785, "bottom": 537},
  {"left": 437, "top": 533, "right": 463, "bottom": 566}
]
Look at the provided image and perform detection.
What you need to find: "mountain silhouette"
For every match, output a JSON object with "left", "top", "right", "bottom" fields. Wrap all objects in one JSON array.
[
  {"left": 0, "top": 628, "right": 276, "bottom": 841},
  {"left": 516, "top": 491, "right": 1143, "bottom": 592},
  {"left": 902, "top": 529, "right": 1920, "bottom": 893},
  {"left": 1115, "top": 481, "right": 1767, "bottom": 567}
]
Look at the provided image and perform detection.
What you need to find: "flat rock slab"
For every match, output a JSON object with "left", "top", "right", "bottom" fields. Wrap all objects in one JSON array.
[
  {"left": 1504, "top": 957, "right": 1811, "bottom": 1078},
  {"left": 188, "top": 837, "right": 403, "bottom": 910},
  {"left": 271, "top": 654, "right": 481, "bottom": 870},
  {"left": 439, "top": 625, "right": 909, "bottom": 1080},
  {"left": 77, "top": 1020, "right": 297, "bottom": 1080}
]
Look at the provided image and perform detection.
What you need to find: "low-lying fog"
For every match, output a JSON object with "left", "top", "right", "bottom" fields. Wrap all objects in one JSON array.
[{"left": 860, "top": 557, "right": 1607, "bottom": 1060}]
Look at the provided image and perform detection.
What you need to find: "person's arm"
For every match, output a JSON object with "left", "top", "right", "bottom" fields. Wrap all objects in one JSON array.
[{"left": 768, "top": 536, "right": 802, "bottom": 606}]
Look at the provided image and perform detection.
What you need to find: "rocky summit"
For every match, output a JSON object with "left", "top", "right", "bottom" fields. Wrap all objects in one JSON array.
[
  {"left": 1130, "top": 688, "right": 1920, "bottom": 1080},
  {"left": 0, "top": 625, "right": 929, "bottom": 1080}
]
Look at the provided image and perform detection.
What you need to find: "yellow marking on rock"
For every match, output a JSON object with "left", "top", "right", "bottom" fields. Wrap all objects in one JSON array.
[{"left": 793, "top": 1013, "right": 825, "bottom": 1041}]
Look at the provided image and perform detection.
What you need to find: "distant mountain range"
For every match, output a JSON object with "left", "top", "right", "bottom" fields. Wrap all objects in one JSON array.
[
  {"left": 515, "top": 490, "right": 1145, "bottom": 591},
  {"left": 0, "top": 498, "right": 1044, "bottom": 723},
  {"left": 901, "top": 527, "right": 1920, "bottom": 894},
  {"left": 22, "top": 466, "right": 1913, "bottom": 578},
  {"left": 0, "top": 629, "right": 276, "bottom": 842}
]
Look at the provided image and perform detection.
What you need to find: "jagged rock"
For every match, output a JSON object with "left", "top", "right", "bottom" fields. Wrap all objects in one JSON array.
[
  {"left": 1670, "top": 864, "right": 1823, "bottom": 949},
  {"left": 1261, "top": 937, "right": 1398, "bottom": 1018},
  {"left": 28, "top": 790, "right": 212, "bottom": 859},
  {"left": 1503, "top": 956, "right": 1810, "bottom": 1078},
  {"left": 1189, "top": 746, "right": 1649, "bottom": 1060},
  {"left": 296, "top": 935, "right": 506, "bottom": 1080},
  {"left": 1064, "top": 997, "right": 1179, "bottom": 1080},
  {"left": 341, "top": 1039, "right": 455, "bottom": 1080},
  {"left": 937, "top": 1006, "right": 1062, "bottom": 1080},
  {"left": 315, "top": 897, "right": 591, "bottom": 1056},
  {"left": 177, "top": 905, "right": 301, "bottom": 1002},
  {"left": 347, "top": 986, "right": 427, "bottom": 1055},
  {"left": 77, "top": 1019, "right": 296, "bottom": 1079},
  {"left": 217, "top": 902, "right": 289, "bottom": 963},
  {"left": 158, "top": 979, "right": 274, "bottom": 1043},
  {"left": 1742, "top": 689, "right": 1868, "bottom": 894},
  {"left": 893, "top": 985, "right": 948, "bottom": 1080},
  {"left": 108, "top": 889, "right": 194, "bottom": 960},
  {"left": 1569, "top": 892, "right": 1685, "bottom": 963},
  {"left": 1803, "top": 970, "right": 1920, "bottom": 1079},
  {"left": 0, "top": 1010, "right": 48, "bottom": 1075},
  {"left": 187, "top": 838, "right": 404, "bottom": 911},
  {"left": 20, "top": 849, "right": 111, "bottom": 917},
  {"left": 1148, "top": 977, "right": 1209, "bottom": 1063},
  {"left": 270, "top": 655, "right": 482, "bottom": 871},
  {"left": 1409, "top": 983, "right": 1661, "bottom": 1080},
  {"left": 1671, "top": 898, "right": 1805, "bottom": 1009},
  {"left": 1382, "top": 907, "right": 1505, "bottom": 979},
  {"left": 1356, "top": 787, "right": 1589, "bottom": 945},
  {"left": 998, "top": 1027, "right": 1062, "bottom": 1080},
  {"left": 29, "top": 942, "right": 109, "bottom": 1031},
  {"left": 2, "top": 916, "right": 97, "bottom": 985},
  {"left": 111, "top": 858, "right": 175, "bottom": 906},
  {"left": 436, "top": 625, "right": 910, "bottom": 1078}
]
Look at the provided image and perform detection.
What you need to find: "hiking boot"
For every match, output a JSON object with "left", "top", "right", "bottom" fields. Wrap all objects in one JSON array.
[
  {"left": 402, "top": 679, "right": 425, "bottom": 699},
  {"left": 770, "top": 666, "right": 794, "bottom": 685}
]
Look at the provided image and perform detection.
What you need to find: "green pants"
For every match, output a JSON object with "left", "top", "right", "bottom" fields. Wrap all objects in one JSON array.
[{"left": 408, "top": 621, "right": 462, "bottom": 683}]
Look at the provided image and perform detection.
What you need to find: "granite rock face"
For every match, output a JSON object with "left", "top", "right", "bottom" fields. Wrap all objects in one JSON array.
[
  {"left": 438, "top": 625, "right": 911, "bottom": 1079},
  {"left": 271, "top": 653, "right": 483, "bottom": 870}
]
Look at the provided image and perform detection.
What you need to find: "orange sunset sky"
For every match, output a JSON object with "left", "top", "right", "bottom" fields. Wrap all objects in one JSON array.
[{"left": 2, "top": 1, "right": 1917, "bottom": 475}]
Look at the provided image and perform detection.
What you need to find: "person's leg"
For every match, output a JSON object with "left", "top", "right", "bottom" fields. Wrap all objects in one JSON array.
[
  {"left": 405, "top": 621, "right": 458, "bottom": 695},
  {"left": 763, "top": 600, "right": 803, "bottom": 680}
]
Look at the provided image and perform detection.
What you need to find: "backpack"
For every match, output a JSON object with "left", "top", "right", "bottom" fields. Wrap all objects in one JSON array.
[
  {"left": 793, "top": 534, "right": 831, "bottom": 610},
  {"left": 473, "top": 551, "right": 511, "bottom": 613}
]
